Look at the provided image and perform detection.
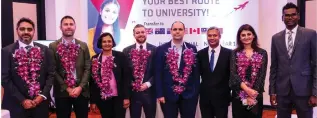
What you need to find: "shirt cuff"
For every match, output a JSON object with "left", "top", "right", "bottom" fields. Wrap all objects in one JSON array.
[
  {"left": 39, "top": 94, "right": 47, "bottom": 100},
  {"left": 145, "top": 82, "right": 152, "bottom": 88}
]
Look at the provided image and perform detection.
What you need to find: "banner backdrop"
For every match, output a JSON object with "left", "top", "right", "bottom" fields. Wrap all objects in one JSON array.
[{"left": 88, "top": 0, "right": 259, "bottom": 52}]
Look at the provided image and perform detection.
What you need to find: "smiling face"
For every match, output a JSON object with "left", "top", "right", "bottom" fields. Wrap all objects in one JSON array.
[
  {"left": 60, "top": 18, "right": 76, "bottom": 37},
  {"left": 283, "top": 8, "right": 299, "bottom": 29},
  {"left": 100, "top": 2, "right": 119, "bottom": 25},
  {"left": 101, "top": 35, "right": 114, "bottom": 51},
  {"left": 239, "top": 30, "right": 254, "bottom": 45},
  {"left": 17, "top": 22, "right": 35, "bottom": 45},
  {"left": 133, "top": 27, "right": 147, "bottom": 44},
  {"left": 207, "top": 29, "right": 221, "bottom": 48}
]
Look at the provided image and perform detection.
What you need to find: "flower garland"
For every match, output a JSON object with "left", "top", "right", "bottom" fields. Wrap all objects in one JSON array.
[
  {"left": 130, "top": 49, "right": 151, "bottom": 91},
  {"left": 236, "top": 51, "right": 263, "bottom": 102},
  {"left": 56, "top": 43, "right": 80, "bottom": 88},
  {"left": 166, "top": 48, "right": 195, "bottom": 94},
  {"left": 91, "top": 55, "right": 115, "bottom": 100},
  {"left": 13, "top": 47, "right": 43, "bottom": 98}
]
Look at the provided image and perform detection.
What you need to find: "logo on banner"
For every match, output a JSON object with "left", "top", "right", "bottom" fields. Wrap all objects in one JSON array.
[
  {"left": 145, "top": 28, "right": 153, "bottom": 34},
  {"left": 190, "top": 28, "right": 200, "bottom": 34}
]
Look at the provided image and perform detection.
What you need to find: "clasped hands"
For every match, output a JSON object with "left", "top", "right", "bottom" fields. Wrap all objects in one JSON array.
[
  {"left": 245, "top": 88, "right": 259, "bottom": 106},
  {"left": 22, "top": 96, "right": 44, "bottom": 109},
  {"left": 67, "top": 86, "right": 82, "bottom": 98}
]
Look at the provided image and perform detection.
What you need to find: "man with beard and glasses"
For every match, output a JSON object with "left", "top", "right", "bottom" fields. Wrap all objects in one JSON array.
[
  {"left": 49, "top": 15, "right": 91, "bottom": 118},
  {"left": 269, "top": 2, "right": 317, "bottom": 118},
  {"left": 122, "top": 24, "right": 157, "bottom": 118},
  {"left": 1, "top": 17, "right": 55, "bottom": 118}
]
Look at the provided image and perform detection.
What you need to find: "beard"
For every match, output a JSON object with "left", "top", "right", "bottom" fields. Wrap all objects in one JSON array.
[
  {"left": 62, "top": 30, "right": 74, "bottom": 37},
  {"left": 136, "top": 38, "right": 146, "bottom": 44},
  {"left": 18, "top": 34, "right": 33, "bottom": 44}
]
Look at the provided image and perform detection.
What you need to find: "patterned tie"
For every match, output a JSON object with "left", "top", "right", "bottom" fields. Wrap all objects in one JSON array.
[
  {"left": 287, "top": 31, "right": 293, "bottom": 58},
  {"left": 210, "top": 49, "right": 215, "bottom": 72}
]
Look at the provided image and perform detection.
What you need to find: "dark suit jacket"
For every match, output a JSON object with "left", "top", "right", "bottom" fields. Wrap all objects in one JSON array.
[
  {"left": 197, "top": 46, "right": 231, "bottom": 106},
  {"left": 49, "top": 39, "right": 91, "bottom": 98},
  {"left": 1, "top": 42, "right": 55, "bottom": 111},
  {"left": 122, "top": 43, "right": 156, "bottom": 94},
  {"left": 269, "top": 27, "right": 317, "bottom": 96},
  {"left": 90, "top": 51, "right": 132, "bottom": 103},
  {"left": 154, "top": 41, "right": 200, "bottom": 102}
]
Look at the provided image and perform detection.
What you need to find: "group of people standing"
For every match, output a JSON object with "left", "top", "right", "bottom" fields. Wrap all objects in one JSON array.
[{"left": 1, "top": 2, "right": 316, "bottom": 118}]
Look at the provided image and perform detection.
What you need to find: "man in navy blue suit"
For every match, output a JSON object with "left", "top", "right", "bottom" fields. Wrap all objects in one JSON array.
[{"left": 155, "top": 21, "right": 200, "bottom": 118}]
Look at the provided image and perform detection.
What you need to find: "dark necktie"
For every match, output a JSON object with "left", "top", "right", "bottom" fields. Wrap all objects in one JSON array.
[
  {"left": 210, "top": 49, "right": 215, "bottom": 72},
  {"left": 287, "top": 31, "right": 293, "bottom": 58},
  {"left": 140, "top": 45, "right": 143, "bottom": 50},
  {"left": 25, "top": 45, "right": 32, "bottom": 50}
]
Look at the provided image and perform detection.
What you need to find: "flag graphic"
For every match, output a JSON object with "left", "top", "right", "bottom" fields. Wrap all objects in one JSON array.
[
  {"left": 190, "top": 28, "right": 200, "bottom": 34},
  {"left": 145, "top": 28, "right": 153, "bottom": 34},
  {"left": 155, "top": 28, "right": 165, "bottom": 34},
  {"left": 166, "top": 28, "right": 171, "bottom": 34},
  {"left": 201, "top": 28, "right": 208, "bottom": 34}
]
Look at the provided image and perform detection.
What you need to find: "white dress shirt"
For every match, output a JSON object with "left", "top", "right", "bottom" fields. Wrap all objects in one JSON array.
[
  {"left": 171, "top": 41, "right": 184, "bottom": 68},
  {"left": 208, "top": 45, "right": 221, "bottom": 71},
  {"left": 18, "top": 40, "right": 47, "bottom": 100},
  {"left": 285, "top": 25, "right": 298, "bottom": 50},
  {"left": 135, "top": 42, "right": 152, "bottom": 88}
]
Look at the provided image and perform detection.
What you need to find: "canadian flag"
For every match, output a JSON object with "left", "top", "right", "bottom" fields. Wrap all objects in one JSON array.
[{"left": 190, "top": 28, "right": 200, "bottom": 34}]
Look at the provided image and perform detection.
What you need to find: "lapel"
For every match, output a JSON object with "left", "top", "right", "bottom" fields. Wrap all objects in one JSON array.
[
  {"left": 279, "top": 30, "right": 289, "bottom": 57},
  {"left": 291, "top": 27, "right": 302, "bottom": 58},
  {"left": 213, "top": 47, "right": 225, "bottom": 73},
  {"left": 201, "top": 47, "right": 211, "bottom": 72},
  {"left": 112, "top": 51, "right": 119, "bottom": 80},
  {"left": 33, "top": 43, "right": 45, "bottom": 75},
  {"left": 74, "top": 39, "right": 83, "bottom": 78}
]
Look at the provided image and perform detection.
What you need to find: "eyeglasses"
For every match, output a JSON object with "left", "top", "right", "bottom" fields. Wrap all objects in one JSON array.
[
  {"left": 283, "top": 13, "right": 298, "bottom": 18},
  {"left": 19, "top": 27, "right": 33, "bottom": 32}
]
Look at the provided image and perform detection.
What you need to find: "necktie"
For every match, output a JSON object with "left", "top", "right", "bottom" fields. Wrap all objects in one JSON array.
[
  {"left": 140, "top": 45, "right": 143, "bottom": 50},
  {"left": 210, "top": 49, "right": 215, "bottom": 72},
  {"left": 25, "top": 45, "right": 32, "bottom": 50},
  {"left": 287, "top": 31, "right": 293, "bottom": 58}
]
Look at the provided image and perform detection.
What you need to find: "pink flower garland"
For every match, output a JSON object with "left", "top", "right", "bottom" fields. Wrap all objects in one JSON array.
[
  {"left": 13, "top": 47, "right": 42, "bottom": 98},
  {"left": 166, "top": 48, "right": 195, "bottom": 94},
  {"left": 130, "top": 49, "right": 151, "bottom": 91},
  {"left": 56, "top": 43, "right": 80, "bottom": 88},
  {"left": 91, "top": 55, "right": 115, "bottom": 100},
  {"left": 236, "top": 51, "right": 263, "bottom": 101}
]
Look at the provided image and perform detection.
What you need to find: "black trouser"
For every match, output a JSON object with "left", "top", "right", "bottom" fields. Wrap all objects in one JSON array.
[{"left": 55, "top": 95, "right": 89, "bottom": 118}]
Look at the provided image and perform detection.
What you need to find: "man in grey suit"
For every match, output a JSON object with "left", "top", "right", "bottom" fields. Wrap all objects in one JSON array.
[
  {"left": 123, "top": 24, "right": 156, "bottom": 118},
  {"left": 269, "top": 2, "right": 317, "bottom": 118}
]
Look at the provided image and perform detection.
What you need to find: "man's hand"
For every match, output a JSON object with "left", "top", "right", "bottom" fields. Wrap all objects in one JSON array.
[
  {"left": 270, "top": 95, "right": 278, "bottom": 107},
  {"left": 139, "top": 83, "right": 149, "bottom": 91},
  {"left": 67, "top": 87, "right": 75, "bottom": 97},
  {"left": 72, "top": 87, "right": 82, "bottom": 98},
  {"left": 158, "top": 97, "right": 165, "bottom": 104},
  {"left": 32, "top": 96, "right": 44, "bottom": 106},
  {"left": 90, "top": 104, "right": 99, "bottom": 113},
  {"left": 308, "top": 95, "right": 317, "bottom": 107},
  {"left": 123, "top": 99, "right": 130, "bottom": 109},
  {"left": 247, "top": 97, "right": 257, "bottom": 106},
  {"left": 22, "top": 99, "right": 35, "bottom": 109}
]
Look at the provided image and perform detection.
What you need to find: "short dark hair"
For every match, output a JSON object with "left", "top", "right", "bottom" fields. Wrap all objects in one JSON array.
[
  {"left": 97, "top": 32, "right": 116, "bottom": 49},
  {"left": 60, "top": 15, "right": 76, "bottom": 25},
  {"left": 207, "top": 26, "right": 221, "bottom": 36},
  {"left": 171, "top": 21, "right": 185, "bottom": 29},
  {"left": 16, "top": 17, "right": 35, "bottom": 29},
  {"left": 235, "top": 24, "right": 260, "bottom": 52},
  {"left": 282, "top": 2, "right": 299, "bottom": 14},
  {"left": 133, "top": 24, "right": 145, "bottom": 33}
]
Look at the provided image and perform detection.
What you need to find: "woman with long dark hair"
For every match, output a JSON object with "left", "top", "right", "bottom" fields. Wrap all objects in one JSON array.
[
  {"left": 229, "top": 24, "right": 268, "bottom": 118},
  {"left": 88, "top": 0, "right": 121, "bottom": 56}
]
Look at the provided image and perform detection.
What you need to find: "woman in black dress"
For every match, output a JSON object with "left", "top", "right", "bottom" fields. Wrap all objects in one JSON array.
[{"left": 229, "top": 24, "right": 268, "bottom": 118}]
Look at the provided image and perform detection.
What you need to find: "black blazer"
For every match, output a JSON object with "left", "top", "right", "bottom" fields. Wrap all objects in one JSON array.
[
  {"left": 122, "top": 43, "right": 156, "bottom": 93},
  {"left": 197, "top": 46, "right": 231, "bottom": 106},
  {"left": 1, "top": 42, "right": 55, "bottom": 108},
  {"left": 90, "top": 50, "right": 132, "bottom": 103}
]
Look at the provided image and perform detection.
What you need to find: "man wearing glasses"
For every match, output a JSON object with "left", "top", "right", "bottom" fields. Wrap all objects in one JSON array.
[
  {"left": 155, "top": 21, "right": 200, "bottom": 118},
  {"left": 269, "top": 2, "right": 317, "bottom": 118},
  {"left": 1, "top": 17, "right": 55, "bottom": 118}
]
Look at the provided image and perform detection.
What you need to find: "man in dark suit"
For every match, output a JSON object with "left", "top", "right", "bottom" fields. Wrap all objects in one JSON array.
[
  {"left": 1, "top": 18, "right": 55, "bottom": 118},
  {"left": 155, "top": 21, "right": 200, "bottom": 118},
  {"left": 49, "top": 16, "right": 91, "bottom": 118},
  {"left": 269, "top": 3, "right": 317, "bottom": 118},
  {"left": 123, "top": 24, "right": 156, "bottom": 118},
  {"left": 197, "top": 27, "right": 231, "bottom": 118}
]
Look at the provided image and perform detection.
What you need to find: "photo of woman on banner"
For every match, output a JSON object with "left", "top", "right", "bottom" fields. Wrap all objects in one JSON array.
[{"left": 88, "top": 0, "right": 121, "bottom": 56}]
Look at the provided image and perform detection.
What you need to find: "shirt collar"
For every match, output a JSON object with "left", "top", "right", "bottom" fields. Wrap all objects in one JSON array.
[
  {"left": 136, "top": 42, "right": 146, "bottom": 49},
  {"left": 62, "top": 38, "right": 75, "bottom": 44},
  {"left": 286, "top": 25, "right": 298, "bottom": 34},
  {"left": 171, "top": 40, "right": 183, "bottom": 49},
  {"left": 208, "top": 45, "right": 221, "bottom": 53},
  {"left": 18, "top": 40, "right": 34, "bottom": 48}
]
